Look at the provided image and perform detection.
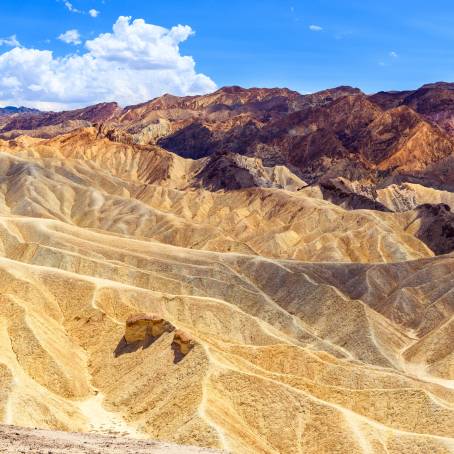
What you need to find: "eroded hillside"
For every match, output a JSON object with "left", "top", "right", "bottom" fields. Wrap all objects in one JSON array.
[{"left": 0, "top": 93, "right": 452, "bottom": 454}]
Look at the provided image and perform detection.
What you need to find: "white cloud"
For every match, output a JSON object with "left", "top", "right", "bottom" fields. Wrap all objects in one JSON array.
[
  {"left": 389, "top": 51, "right": 398, "bottom": 58},
  {"left": 309, "top": 25, "right": 323, "bottom": 32},
  {"left": 58, "top": 29, "right": 82, "bottom": 45},
  {"left": 64, "top": 1, "right": 81, "bottom": 13},
  {"left": 59, "top": 1, "right": 99, "bottom": 16},
  {"left": 0, "top": 16, "right": 216, "bottom": 110},
  {"left": 0, "top": 35, "right": 21, "bottom": 47}
]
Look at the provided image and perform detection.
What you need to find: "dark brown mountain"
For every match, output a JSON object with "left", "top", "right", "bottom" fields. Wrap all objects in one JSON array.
[
  {"left": 159, "top": 90, "right": 454, "bottom": 185},
  {"left": 3, "top": 83, "right": 454, "bottom": 190},
  {"left": 370, "top": 82, "right": 454, "bottom": 134},
  {"left": 370, "top": 82, "right": 454, "bottom": 113},
  {"left": 123, "top": 85, "right": 454, "bottom": 186},
  {"left": 0, "top": 102, "right": 120, "bottom": 139},
  {"left": 154, "top": 86, "right": 362, "bottom": 159}
]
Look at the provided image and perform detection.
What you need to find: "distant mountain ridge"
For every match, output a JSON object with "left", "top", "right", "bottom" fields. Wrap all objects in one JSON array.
[
  {"left": 0, "top": 105, "right": 40, "bottom": 115},
  {"left": 4, "top": 83, "right": 454, "bottom": 189}
]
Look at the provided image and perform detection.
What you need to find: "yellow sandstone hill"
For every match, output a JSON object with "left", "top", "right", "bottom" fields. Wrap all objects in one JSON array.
[{"left": 0, "top": 129, "right": 452, "bottom": 453}]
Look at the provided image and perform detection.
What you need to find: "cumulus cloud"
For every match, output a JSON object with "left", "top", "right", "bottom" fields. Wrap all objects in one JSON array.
[
  {"left": 389, "top": 51, "right": 398, "bottom": 58},
  {"left": 0, "top": 16, "right": 216, "bottom": 110},
  {"left": 0, "top": 35, "right": 21, "bottom": 47},
  {"left": 58, "top": 29, "right": 82, "bottom": 45},
  {"left": 89, "top": 9, "right": 100, "bottom": 18},
  {"left": 309, "top": 25, "right": 323, "bottom": 32}
]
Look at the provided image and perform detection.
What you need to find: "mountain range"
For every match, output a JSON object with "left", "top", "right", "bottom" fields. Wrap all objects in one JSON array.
[
  {"left": 0, "top": 83, "right": 453, "bottom": 453},
  {"left": 4, "top": 82, "right": 454, "bottom": 186},
  {"left": 0, "top": 106, "right": 40, "bottom": 116}
]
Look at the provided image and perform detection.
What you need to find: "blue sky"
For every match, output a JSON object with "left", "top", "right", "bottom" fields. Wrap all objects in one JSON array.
[{"left": 1, "top": 0, "right": 454, "bottom": 109}]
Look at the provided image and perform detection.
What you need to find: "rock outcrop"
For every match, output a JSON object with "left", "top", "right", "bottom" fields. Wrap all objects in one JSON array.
[
  {"left": 172, "top": 330, "right": 196, "bottom": 357},
  {"left": 124, "top": 314, "right": 174, "bottom": 344}
]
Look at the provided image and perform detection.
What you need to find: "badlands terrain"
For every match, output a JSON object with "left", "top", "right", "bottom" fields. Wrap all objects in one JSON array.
[{"left": 0, "top": 84, "right": 453, "bottom": 453}]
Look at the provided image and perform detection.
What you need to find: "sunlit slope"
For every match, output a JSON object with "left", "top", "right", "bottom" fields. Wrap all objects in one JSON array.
[
  {"left": 0, "top": 130, "right": 434, "bottom": 263},
  {"left": 0, "top": 130, "right": 452, "bottom": 453},
  {"left": 0, "top": 217, "right": 452, "bottom": 453}
]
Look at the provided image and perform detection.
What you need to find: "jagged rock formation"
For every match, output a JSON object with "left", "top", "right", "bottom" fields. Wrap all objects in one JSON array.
[
  {"left": 172, "top": 330, "right": 196, "bottom": 357},
  {"left": 124, "top": 314, "right": 175, "bottom": 344},
  {"left": 193, "top": 152, "right": 306, "bottom": 191},
  {"left": 0, "top": 86, "right": 452, "bottom": 453}
]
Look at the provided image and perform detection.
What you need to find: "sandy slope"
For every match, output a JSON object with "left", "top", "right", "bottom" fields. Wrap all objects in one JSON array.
[{"left": 0, "top": 132, "right": 452, "bottom": 453}]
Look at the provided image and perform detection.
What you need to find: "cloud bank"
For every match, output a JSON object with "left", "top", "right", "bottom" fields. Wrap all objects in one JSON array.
[{"left": 0, "top": 16, "right": 217, "bottom": 110}]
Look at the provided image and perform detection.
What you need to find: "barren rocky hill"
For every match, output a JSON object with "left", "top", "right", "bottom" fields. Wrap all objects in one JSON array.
[{"left": 0, "top": 86, "right": 453, "bottom": 453}]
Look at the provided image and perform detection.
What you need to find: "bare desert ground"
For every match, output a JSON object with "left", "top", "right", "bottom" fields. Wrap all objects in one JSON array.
[{"left": 0, "top": 424, "right": 225, "bottom": 453}]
